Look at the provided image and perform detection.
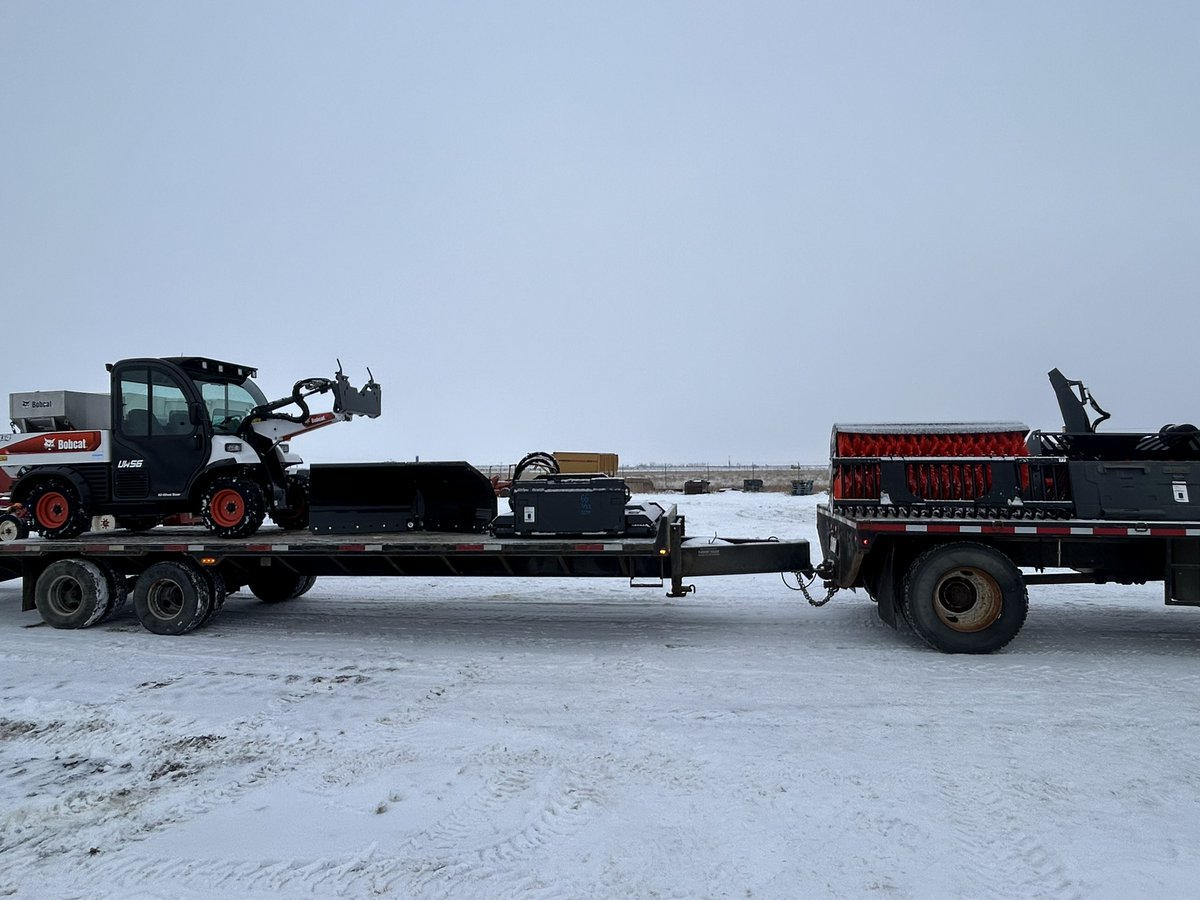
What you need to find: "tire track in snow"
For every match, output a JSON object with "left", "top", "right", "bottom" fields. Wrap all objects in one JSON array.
[
  {"left": 82, "top": 760, "right": 603, "bottom": 900},
  {"left": 931, "top": 758, "right": 1082, "bottom": 900}
]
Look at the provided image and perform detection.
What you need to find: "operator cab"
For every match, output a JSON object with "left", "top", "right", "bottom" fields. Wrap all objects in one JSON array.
[{"left": 107, "top": 357, "right": 266, "bottom": 508}]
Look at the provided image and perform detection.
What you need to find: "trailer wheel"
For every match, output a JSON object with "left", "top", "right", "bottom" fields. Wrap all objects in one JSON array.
[
  {"left": 904, "top": 543, "right": 1028, "bottom": 654},
  {"left": 26, "top": 479, "right": 89, "bottom": 539},
  {"left": 198, "top": 566, "right": 227, "bottom": 627},
  {"left": 248, "top": 571, "right": 316, "bottom": 603},
  {"left": 201, "top": 477, "right": 266, "bottom": 538},
  {"left": 133, "top": 561, "right": 213, "bottom": 635},
  {"left": 0, "top": 513, "right": 29, "bottom": 542},
  {"left": 93, "top": 560, "right": 130, "bottom": 624},
  {"left": 34, "top": 559, "right": 112, "bottom": 629}
]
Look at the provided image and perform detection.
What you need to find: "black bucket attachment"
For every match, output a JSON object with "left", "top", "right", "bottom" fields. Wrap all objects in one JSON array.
[{"left": 308, "top": 462, "right": 496, "bottom": 534}]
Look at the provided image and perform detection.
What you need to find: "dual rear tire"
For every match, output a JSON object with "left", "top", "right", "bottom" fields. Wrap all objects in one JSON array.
[
  {"left": 34, "top": 558, "right": 228, "bottom": 634},
  {"left": 34, "top": 559, "right": 128, "bottom": 629}
]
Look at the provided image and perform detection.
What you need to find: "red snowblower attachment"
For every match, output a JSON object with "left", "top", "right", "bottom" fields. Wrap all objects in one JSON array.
[{"left": 829, "top": 422, "right": 1057, "bottom": 517}]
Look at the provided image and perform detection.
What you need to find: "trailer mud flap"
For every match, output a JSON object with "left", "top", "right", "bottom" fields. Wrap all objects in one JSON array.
[{"left": 678, "top": 538, "right": 811, "bottom": 578}]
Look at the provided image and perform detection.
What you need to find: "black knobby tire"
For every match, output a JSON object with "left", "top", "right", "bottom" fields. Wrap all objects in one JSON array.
[
  {"left": 26, "top": 479, "right": 90, "bottom": 539},
  {"left": 0, "top": 513, "right": 29, "bottom": 542},
  {"left": 270, "top": 472, "right": 310, "bottom": 531},
  {"left": 133, "top": 561, "right": 213, "bottom": 635},
  {"left": 34, "top": 559, "right": 112, "bottom": 629},
  {"left": 200, "top": 476, "right": 266, "bottom": 538},
  {"left": 904, "top": 542, "right": 1028, "bottom": 654},
  {"left": 248, "top": 571, "right": 316, "bottom": 603}
]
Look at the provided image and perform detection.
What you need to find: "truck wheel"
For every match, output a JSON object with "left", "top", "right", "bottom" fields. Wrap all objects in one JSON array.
[
  {"left": 201, "top": 477, "right": 266, "bottom": 538},
  {"left": 26, "top": 479, "right": 89, "bottom": 539},
  {"left": 133, "top": 561, "right": 213, "bottom": 635},
  {"left": 34, "top": 559, "right": 112, "bottom": 629},
  {"left": 248, "top": 571, "right": 316, "bottom": 603},
  {"left": 904, "top": 543, "right": 1028, "bottom": 654},
  {"left": 270, "top": 472, "right": 310, "bottom": 531},
  {"left": 0, "top": 513, "right": 29, "bottom": 542}
]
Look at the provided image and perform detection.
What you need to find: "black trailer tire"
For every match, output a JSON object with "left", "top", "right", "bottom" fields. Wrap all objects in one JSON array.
[
  {"left": 270, "top": 472, "right": 310, "bottom": 531},
  {"left": 201, "top": 477, "right": 266, "bottom": 538},
  {"left": 34, "top": 559, "right": 112, "bottom": 629},
  {"left": 0, "top": 513, "right": 29, "bottom": 542},
  {"left": 93, "top": 560, "right": 129, "bottom": 624},
  {"left": 904, "top": 543, "right": 1028, "bottom": 654},
  {"left": 248, "top": 571, "right": 315, "bottom": 603},
  {"left": 133, "top": 561, "right": 213, "bottom": 635},
  {"left": 26, "top": 479, "right": 90, "bottom": 539},
  {"left": 198, "top": 566, "right": 227, "bottom": 627}
]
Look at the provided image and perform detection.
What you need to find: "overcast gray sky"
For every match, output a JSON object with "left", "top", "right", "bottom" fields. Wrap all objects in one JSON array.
[{"left": 3, "top": 2, "right": 1198, "bottom": 466}]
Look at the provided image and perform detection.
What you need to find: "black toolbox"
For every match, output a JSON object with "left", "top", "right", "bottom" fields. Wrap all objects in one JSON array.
[{"left": 507, "top": 475, "right": 631, "bottom": 536}]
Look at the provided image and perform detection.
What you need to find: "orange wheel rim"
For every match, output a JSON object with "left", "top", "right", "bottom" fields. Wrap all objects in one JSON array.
[
  {"left": 210, "top": 488, "right": 245, "bottom": 528},
  {"left": 36, "top": 492, "right": 69, "bottom": 529}
]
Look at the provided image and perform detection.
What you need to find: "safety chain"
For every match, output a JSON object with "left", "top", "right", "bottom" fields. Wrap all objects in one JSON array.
[
  {"left": 783, "top": 570, "right": 841, "bottom": 607},
  {"left": 800, "top": 579, "right": 840, "bottom": 607}
]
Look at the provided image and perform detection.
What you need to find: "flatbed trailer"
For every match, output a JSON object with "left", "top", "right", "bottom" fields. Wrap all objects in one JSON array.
[{"left": 0, "top": 504, "right": 812, "bottom": 635}]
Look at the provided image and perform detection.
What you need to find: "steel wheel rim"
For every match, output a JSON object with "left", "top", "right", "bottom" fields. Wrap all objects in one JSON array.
[
  {"left": 146, "top": 580, "right": 185, "bottom": 620},
  {"left": 36, "top": 492, "right": 70, "bottom": 529},
  {"left": 932, "top": 567, "right": 1003, "bottom": 632},
  {"left": 210, "top": 488, "right": 245, "bottom": 528},
  {"left": 0, "top": 518, "right": 19, "bottom": 541},
  {"left": 46, "top": 575, "right": 85, "bottom": 617}
]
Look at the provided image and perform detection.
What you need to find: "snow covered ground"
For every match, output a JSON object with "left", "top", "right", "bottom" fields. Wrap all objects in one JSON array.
[{"left": 2, "top": 491, "right": 1200, "bottom": 899}]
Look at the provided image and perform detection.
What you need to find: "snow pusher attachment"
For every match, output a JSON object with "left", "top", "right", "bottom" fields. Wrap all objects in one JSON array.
[{"left": 308, "top": 462, "right": 497, "bottom": 534}]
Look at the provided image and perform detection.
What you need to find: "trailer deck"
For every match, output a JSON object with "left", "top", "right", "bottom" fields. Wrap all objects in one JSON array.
[{"left": 0, "top": 504, "right": 812, "bottom": 625}]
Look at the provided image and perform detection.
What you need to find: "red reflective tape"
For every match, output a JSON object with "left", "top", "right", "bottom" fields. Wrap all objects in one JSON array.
[
  {"left": 83, "top": 544, "right": 110, "bottom": 553},
  {"left": 163, "top": 544, "right": 189, "bottom": 552},
  {"left": 574, "top": 543, "right": 605, "bottom": 551},
  {"left": 927, "top": 525, "right": 962, "bottom": 534},
  {"left": 1151, "top": 528, "right": 1188, "bottom": 537},
  {"left": 456, "top": 543, "right": 485, "bottom": 551},
  {"left": 1093, "top": 527, "right": 1130, "bottom": 536},
  {"left": 246, "top": 544, "right": 271, "bottom": 552},
  {"left": 337, "top": 544, "right": 366, "bottom": 552}
]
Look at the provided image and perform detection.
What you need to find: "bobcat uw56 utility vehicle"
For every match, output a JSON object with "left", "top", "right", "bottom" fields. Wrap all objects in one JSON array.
[{"left": 0, "top": 357, "right": 381, "bottom": 540}]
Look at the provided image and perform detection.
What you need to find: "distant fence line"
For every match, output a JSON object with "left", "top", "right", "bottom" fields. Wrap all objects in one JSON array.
[{"left": 476, "top": 463, "right": 829, "bottom": 494}]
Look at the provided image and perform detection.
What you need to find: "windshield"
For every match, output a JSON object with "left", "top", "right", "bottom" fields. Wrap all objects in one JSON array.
[{"left": 194, "top": 377, "right": 269, "bottom": 435}]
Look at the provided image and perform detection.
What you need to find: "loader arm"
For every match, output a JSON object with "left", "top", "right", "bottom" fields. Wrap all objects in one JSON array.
[{"left": 247, "top": 365, "right": 381, "bottom": 429}]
